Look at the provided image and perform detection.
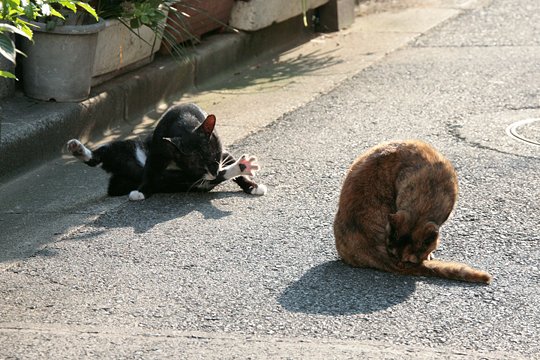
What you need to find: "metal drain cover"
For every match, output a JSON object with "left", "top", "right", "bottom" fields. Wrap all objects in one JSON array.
[
  {"left": 452, "top": 110, "right": 540, "bottom": 158},
  {"left": 506, "top": 118, "right": 540, "bottom": 146}
]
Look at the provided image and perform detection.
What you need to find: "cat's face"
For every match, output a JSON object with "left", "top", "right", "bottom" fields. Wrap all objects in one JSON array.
[
  {"left": 174, "top": 134, "right": 222, "bottom": 178},
  {"left": 387, "top": 211, "right": 440, "bottom": 265},
  {"left": 164, "top": 114, "right": 223, "bottom": 179}
]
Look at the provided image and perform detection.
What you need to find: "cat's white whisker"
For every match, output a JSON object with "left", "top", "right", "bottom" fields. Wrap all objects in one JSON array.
[
  {"left": 186, "top": 179, "right": 202, "bottom": 193},
  {"left": 187, "top": 177, "right": 211, "bottom": 192},
  {"left": 199, "top": 179, "right": 213, "bottom": 190},
  {"left": 216, "top": 158, "right": 225, "bottom": 172}
]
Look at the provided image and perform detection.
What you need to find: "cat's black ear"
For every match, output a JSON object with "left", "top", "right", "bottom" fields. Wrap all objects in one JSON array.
[{"left": 197, "top": 114, "right": 216, "bottom": 137}]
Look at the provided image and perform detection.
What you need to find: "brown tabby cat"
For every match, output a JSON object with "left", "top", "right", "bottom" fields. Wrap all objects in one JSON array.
[{"left": 333, "top": 140, "right": 492, "bottom": 284}]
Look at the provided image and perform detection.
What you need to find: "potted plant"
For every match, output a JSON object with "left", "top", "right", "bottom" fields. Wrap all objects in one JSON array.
[
  {"left": 1, "top": 0, "right": 43, "bottom": 97},
  {"left": 18, "top": 1, "right": 172, "bottom": 101},
  {"left": 91, "top": 0, "right": 238, "bottom": 84},
  {"left": 0, "top": 0, "right": 37, "bottom": 80},
  {"left": 90, "top": 0, "right": 170, "bottom": 85},
  {"left": 19, "top": 1, "right": 103, "bottom": 102}
]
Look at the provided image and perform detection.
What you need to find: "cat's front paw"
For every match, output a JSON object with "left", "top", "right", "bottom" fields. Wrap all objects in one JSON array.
[
  {"left": 129, "top": 190, "right": 145, "bottom": 201},
  {"left": 67, "top": 139, "right": 92, "bottom": 161},
  {"left": 250, "top": 184, "right": 268, "bottom": 196},
  {"left": 238, "top": 154, "right": 260, "bottom": 177}
]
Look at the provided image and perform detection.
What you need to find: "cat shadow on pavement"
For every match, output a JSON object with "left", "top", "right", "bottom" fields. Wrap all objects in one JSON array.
[
  {"left": 88, "top": 191, "right": 242, "bottom": 234},
  {"left": 278, "top": 260, "right": 417, "bottom": 315}
]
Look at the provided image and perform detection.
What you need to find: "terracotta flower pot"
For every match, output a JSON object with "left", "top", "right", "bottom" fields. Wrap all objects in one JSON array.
[{"left": 160, "top": 0, "right": 235, "bottom": 54}]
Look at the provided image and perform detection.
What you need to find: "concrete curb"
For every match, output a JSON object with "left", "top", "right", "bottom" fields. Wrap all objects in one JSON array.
[{"left": 0, "top": 15, "right": 313, "bottom": 183}]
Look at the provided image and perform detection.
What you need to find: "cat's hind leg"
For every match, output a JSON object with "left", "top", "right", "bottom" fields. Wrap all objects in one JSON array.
[
  {"left": 129, "top": 148, "right": 170, "bottom": 201},
  {"left": 68, "top": 138, "right": 146, "bottom": 197},
  {"left": 67, "top": 139, "right": 93, "bottom": 162},
  {"left": 67, "top": 139, "right": 103, "bottom": 167},
  {"left": 108, "top": 175, "right": 140, "bottom": 196}
]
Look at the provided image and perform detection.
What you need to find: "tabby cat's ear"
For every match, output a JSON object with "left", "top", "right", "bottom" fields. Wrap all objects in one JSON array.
[
  {"left": 197, "top": 114, "right": 216, "bottom": 137},
  {"left": 388, "top": 210, "right": 411, "bottom": 235},
  {"left": 423, "top": 222, "right": 439, "bottom": 241}
]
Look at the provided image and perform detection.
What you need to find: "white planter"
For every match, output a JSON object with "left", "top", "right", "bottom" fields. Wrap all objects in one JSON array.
[
  {"left": 92, "top": 19, "right": 164, "bottom": 85},
  {"left": 21, "top": 19, "right": 105, "bottom": 102},
  {"left": 230, "top": 0, "right": 329, "bottom": 31}
]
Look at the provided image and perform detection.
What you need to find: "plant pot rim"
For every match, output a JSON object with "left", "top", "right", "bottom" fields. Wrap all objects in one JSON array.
[{"left": 29, "top": 18, "right": 106, "bottom": 35}]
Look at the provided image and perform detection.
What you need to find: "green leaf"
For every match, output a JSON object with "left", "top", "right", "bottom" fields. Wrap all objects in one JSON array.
[
  {"left": 0, "top": 70, "right": 17, "bottom": 80},
  {"left": 0, "top": 23, "right": 31, "bottom": 40},
  {"left": 0, "top": 32, "right": 16, "bottom": 64},
  {"left": 49, "top": 7, "right": 65, "bottom": 20},
  {"left": 302, "top": 0, "right": 308, "bottom": 27},
  {"left": 130, "top": 18, "right": 141, "bottom": 29},
  {"left": 15, "top": 48, "right": 27, "bottom": 58},
  {"left": 24, "top": 4, "right": 38, "bottom": 20},
  {"left": 75, "top": 1, "right": 98, "bottom": 21},
  {"left": 58, "top": 1, "right": 77, "bottom": 13},
  {"left": 14, "top": 20, "right": 35, "bottom": 40}
]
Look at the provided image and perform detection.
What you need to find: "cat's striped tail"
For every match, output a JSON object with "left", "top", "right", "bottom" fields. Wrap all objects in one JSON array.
[{"left": 402, "top": 259, "right": 492, "bottom": 284}]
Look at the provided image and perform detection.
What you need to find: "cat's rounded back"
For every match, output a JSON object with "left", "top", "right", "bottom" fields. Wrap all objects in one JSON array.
[
  {"left": 334, "top": 141, "right": 411, "bottom": 267},
  {"left": 337, "top": 141, "right": 421, "bottom": 215},
  {"left": 333, "top": 140, "right": 456, "bottom": 266}
]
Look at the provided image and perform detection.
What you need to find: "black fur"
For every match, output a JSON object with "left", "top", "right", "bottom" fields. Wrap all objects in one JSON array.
[{"left": 67, "top": 103, "right": 263, "bottom": 198}]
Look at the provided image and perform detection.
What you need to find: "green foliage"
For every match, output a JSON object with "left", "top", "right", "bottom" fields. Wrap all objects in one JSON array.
[
  {"left": 129, "top": 0, "right": 164, "bottom": 28},
  {"left": 0, "top": 69, "right": 17, "bottom": 78},
  {"left": 94, "top": 0, "right": 166, "bottom": 30},
  {"left": 94, "top": 1, "right": 179, "bottom": 55},
  {"left": 0, "top": 0, "right": 98, "bottom": 79},
  {"left": 0, "top": 1, "right": 236, "bottom": 80},
  {"left": 0, "top": 23, "right": 29, "bottom": 80}
]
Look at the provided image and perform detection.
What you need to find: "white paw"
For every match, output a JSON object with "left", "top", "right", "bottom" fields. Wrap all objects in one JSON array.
[
  {"left": 224, "top": 154, "right": 261, "bottom": 179},
  {"left": 250, "top": 184, "right": 267, "bottom": 196},
  {"left": 67, "top": 139, "right": 92, "bottom": 161},
  {"left": 238, "top": 154, "right": 260, "bottom": 177},
  {"left": 129, "top": 190, "right": 145, "bottom": 201},
  {"left": 66, "top": 139, "right": 81, "bottom": 152}
]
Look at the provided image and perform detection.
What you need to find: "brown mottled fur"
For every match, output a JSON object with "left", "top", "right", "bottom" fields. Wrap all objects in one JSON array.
[{"left": 334, "top": 140, "right": 492, "bottom": 284}]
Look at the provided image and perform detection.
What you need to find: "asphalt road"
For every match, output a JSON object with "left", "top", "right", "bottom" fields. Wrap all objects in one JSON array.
[{"left": 1, "top": 0, "right": 539, "bottom": 358}]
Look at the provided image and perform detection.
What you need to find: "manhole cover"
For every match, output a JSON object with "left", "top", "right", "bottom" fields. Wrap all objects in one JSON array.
[
  {"left": 506, "top": 118, "right": 540, "bottom": 146},
  {"left": 452, "top": 110, "right": 539, "bottom": 158}
]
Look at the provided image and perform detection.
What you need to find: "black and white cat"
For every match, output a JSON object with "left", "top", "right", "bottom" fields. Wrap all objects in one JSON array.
[{"left": 67, "top": 103, "right": 267, "bottom": 201}]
